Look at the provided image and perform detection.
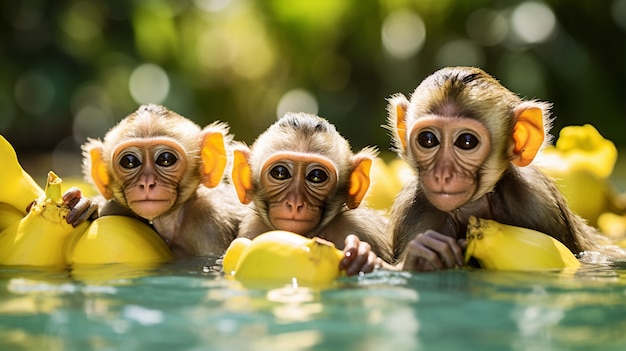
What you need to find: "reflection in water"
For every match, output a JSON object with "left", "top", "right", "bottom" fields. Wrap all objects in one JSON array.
[{"left": 0, "top": 258, "right": 625, "bottom": 350}]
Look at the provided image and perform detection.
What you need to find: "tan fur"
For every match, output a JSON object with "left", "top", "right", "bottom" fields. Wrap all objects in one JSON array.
[
  {"left": 386, "top": 67, "right": 600, "bottom": 263},
  {"left": 236, "top": 112, "right": 394, "bottom": 263},
  {"left": 82, "top": 104, "right": 247, "bottom": 257}
]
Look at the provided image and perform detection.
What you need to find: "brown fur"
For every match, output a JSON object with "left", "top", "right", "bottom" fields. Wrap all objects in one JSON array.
[
  {"left": 82, "top": 104, "right": 247, "bottom": 257},
  {"left": 236, "top": 112, "right": 394, "bottom": 263},
  {"left": 386, "top": 67, "right": 600, "bottom": 263}
]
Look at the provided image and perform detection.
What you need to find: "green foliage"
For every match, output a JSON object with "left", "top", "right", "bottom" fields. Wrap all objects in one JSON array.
[{"left": 0, "top": 0, "right": 624, "bottom": 157}]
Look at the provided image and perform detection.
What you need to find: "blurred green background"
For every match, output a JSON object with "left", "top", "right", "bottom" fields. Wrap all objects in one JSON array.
[{"left": 1, "top": 0, "right": 626, "bottom": 181}]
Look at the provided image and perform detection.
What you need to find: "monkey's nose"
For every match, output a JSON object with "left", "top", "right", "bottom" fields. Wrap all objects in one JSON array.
[{"left": 286, "top": 201, "right": 305, "bottom": 214}]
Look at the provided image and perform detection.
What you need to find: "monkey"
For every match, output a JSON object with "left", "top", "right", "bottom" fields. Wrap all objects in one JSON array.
[
  {"left": 386, "top": 66, "right": 602, "bottom": 272},
  {"left": 231, "top": 112, "right": 394, "bottom": 275},
  {"left": 81, "top": 104, "right": 248, "bottom": 258}
]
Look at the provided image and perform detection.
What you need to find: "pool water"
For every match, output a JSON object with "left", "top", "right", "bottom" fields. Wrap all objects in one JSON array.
[{"left": 1, "top": 256, "right": 625, "bottom": 351}]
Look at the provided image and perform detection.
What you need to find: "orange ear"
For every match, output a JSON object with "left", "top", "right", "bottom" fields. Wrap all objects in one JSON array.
[
  {"left": 346, "top": 157, "right": 372, "bottom": 209},
  {"left": 512, "top": 107, "right": 544, "bottom": 167},
  {"left": 395, "top": 104, "right": 408, "bottom": 151},
  {"left": 231, "top": 149, "right": 253, "bottom": 204},
  {"left": 89, "top": 147, "right": 113, "bottom": 199},
  {"left": 200, "top": 132, "right": 227, "bottom": 188}
]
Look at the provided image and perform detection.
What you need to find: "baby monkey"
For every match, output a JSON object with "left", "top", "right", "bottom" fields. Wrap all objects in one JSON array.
[
  {"left": 231, "top": 112, "right": 394, "bottom": 275},
  {"left": 82, "top": 104, "right": 248, "bottom": 257},
  {"left": 386, "top": 66, "right": 602, "bottom": 271}
]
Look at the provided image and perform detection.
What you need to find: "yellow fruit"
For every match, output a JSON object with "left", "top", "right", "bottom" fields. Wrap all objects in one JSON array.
[
  {"left": 0, "top": 203, "right": 25, "bottom": 232},
  {"left": 597, "top": 212, "right": 626, "bottom": 240},
  {"left": 552, "top": 124, "right": 618, "bottom": 179},
  {"left": 365, "top": 158, "right": 400, "bottom": 211},
  {"left": 0, "top": 171, "right": 89, "bottom": 267},
  {"left": 0, "top": 135, "right": 44, "bottom": 213},
  {"left": 464, "top": 216, "right": 581, "bottom": 271},
  {"left": 226, "top": 230, "right": 344, "bottom": 288},
  {"left": 222, "top": 237, "right": 251, "bottom": 274},
  {"left": 66, "top": 215, "right": 174, "bottom": 265},
  {"left": 537, "top": 124, "right": 623, "bottom": 226}
]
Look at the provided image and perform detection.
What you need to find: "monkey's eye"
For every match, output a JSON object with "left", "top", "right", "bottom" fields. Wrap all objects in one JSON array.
[
  {"left": 417, "top": 131, "right": 439, "bottom": 148},
  {"left": 270, "top": 165, "right": 291, "bottom": 180},
  {"left": 306, "top": 169, "right": 328, "bottom": 183},
  {"left": 454, "top": 133, "right": 479, "bottom": 150},
  {"left": 156, "top": 152, "right": 177, "bottom": 167},
  {"left": 119, "top": 154, "right": 141, "bottom": 169}
]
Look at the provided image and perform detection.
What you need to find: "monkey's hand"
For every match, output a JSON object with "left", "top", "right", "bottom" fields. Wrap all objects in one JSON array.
[
  {"left": 340, "top": 234, "right": 380, "bottom": 276},
  {"left": 402, "top": 230, "right": 466, "bottom": 272},
  {"left": 62, "top": 187, "right": 99, "bottom": 227}
]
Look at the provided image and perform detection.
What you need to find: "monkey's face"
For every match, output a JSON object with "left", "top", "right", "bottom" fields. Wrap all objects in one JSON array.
[
  {"left": 409, "top": 116, "right": 491, "bottom": 212},
  {"left": 259, "top": 152, "right": 338, "bottom": 235},
  {"left": 112, "top": 139, "right": 189, "bottom": 220}
]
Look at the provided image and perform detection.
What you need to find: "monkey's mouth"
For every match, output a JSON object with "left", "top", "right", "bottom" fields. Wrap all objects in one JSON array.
[
  {"left": 129, "top": 199, "right": 173, "bottom": 219},
  {"left": 427, "top": 191, "right": 472, "bottom": 212},
  {"left": 272, "top": 218, "right": 319, "bottom": 235}
]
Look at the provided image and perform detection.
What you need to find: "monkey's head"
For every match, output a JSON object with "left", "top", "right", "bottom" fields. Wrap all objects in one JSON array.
[
  {"left": 232, "top": 112, "right": 376, "bottom": 236},
  {"left": 83, "top": 104, "right": 229, "bottom": 220},
  {"left": 387, "top": 66, "right": 552, "bottom": 212}
]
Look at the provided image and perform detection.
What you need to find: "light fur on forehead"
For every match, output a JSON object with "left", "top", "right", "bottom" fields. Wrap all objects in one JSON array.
[{"left": 249, "top": 112, "right": 355, "bottom": 173}]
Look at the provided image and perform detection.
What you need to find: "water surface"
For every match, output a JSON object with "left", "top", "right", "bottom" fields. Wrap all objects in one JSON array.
[{"left": 0, "top": 257, "right": 625, "bottom": 351}]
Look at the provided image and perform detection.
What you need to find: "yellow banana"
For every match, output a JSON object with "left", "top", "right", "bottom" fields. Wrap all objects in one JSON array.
[
  {"left": 464, "top": 216, "right": 581, "bottom": 271},
  {"left": 222, "top": 237, "right": 251, "bottom": 274},
  {"left": 0, "top": 203, "right": 24, "bottom": 232},
  {"left": 0, "top": 171, "right": 89, "bottom": 267},
  {"left": 224, "top": 230, "right": 344, "bottom": 288},
  {"left": 0, "top": 135, "right": 45, "bottom": 213},
  {"left": 66, "top": 215, "right": 174, "bottom": 265}
]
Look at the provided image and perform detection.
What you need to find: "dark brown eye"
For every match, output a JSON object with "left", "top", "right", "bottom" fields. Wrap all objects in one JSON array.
[
  {"left": 454, "top": 133, "right": 479, "bottom": 150},
  {"left": 270, "top": 165, "right": 291, "bottom": 180},
  {"left": 156, "top": 152, "right": 177, "bottom": 167},
  {"left": 306, "top": 169, "right": 328, "bottom": 183},
  {"left": 120, "top": 154, "right": 141, "bottom": 169},
  {"left": 418, "top": 131, "right": 439, "bottom": 148}
]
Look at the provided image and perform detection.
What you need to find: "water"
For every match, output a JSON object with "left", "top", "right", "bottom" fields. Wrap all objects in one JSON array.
[{"left": 1, "top": 257, "right": 625, "bottom": 351}]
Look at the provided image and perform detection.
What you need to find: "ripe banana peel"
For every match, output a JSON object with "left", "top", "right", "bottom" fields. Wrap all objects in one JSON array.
[
  {"left": 464, "top": 216, "right": 581, "bottom": 271},
  {"left": 0, "top": 135, "right": 45, "bottom": 213},
  {"left": 66, "top": 215, "right": 173, "bottom": 265},
  {"left": 223, "top": 230, "right": 344, "bottom": 288},
  {"left": 0, "top": 171, "right": 89, "bottom": 267},
  {"left": 0, "top": 203, "right": 24, "bottom": 232}
]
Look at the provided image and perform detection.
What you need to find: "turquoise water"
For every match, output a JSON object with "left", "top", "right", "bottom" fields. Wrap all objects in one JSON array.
[{"left": 1, "top": 256, "right": 625, "bottom": 351}]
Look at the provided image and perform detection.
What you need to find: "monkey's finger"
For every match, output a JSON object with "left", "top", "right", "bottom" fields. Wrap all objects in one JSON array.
[
  {"left": 345, "top": 241, "right": 373, "bottom": 276},
  {"left": 66, "top": 199, "right": 98, "bottom": 227},
  {"left": 403, "top": 240, "right": 443, "bottom": 271},
  {"left": 340, "top": 234, "right": 361, "bottom": 268},
  {"left": 62, "top": 187, "right": 83, "bottom": 209},
  {"left": 421, "top": 231, "right": 464, "bottom": 267}
]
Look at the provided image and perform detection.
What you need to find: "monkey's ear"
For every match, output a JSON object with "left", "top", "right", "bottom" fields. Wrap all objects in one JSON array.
[
  {"left": 231, "top": 149, "right": 253, "bottom": 204},
  {"left": 347, "top": 157, "right": 372, "bottom": 209},
  {"left": 89, "top": 147, "right": 113, "bottom": 199},
  {"left": 200, "top": 132, "right": 228, "bottom": 188},
  {"left": 512, "top": 106, "right": 545, "bottom": 167},
  {"left": 387, "top": 94, "right": 410, "bottom": 151}
]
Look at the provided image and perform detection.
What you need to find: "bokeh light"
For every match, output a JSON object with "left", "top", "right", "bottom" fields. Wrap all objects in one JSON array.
[
  {"left": 129, "top": 63, "right": 170, "bottom": 104},
  {"left": 276, "top": 89, "right": 318, "bottom": 119},
  {"left": 510, "top": 1, "right": 557, "bottom": 44},
  {"left": 0, "top": 0, "right": 624, "bottom": 176},
  {"left": 382, "top": 9, "right": 426, "bottom": 60}
]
